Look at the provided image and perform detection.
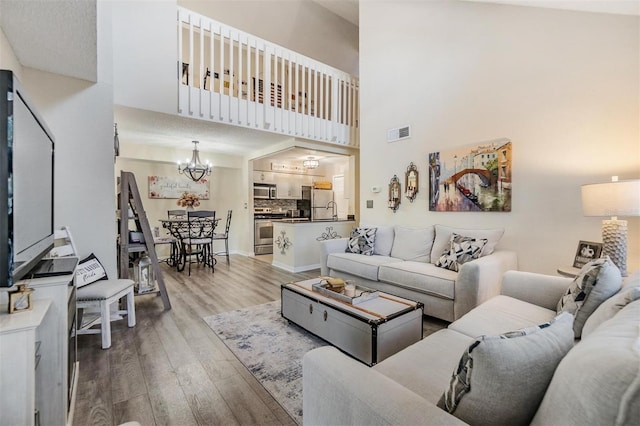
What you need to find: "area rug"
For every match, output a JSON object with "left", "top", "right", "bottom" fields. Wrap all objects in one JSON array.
[{"left": 203, "top": 301, "right": 327, "bottom": 424}]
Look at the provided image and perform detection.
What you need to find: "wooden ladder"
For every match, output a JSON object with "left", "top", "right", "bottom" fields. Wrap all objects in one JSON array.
[{"left": 118, "top": 171, "right": 171, "bottom": 310}]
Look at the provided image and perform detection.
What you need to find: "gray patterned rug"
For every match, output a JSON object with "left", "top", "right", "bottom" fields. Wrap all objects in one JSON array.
[{"left": 203, "top": 301, "right": 326, "bottom": 424}]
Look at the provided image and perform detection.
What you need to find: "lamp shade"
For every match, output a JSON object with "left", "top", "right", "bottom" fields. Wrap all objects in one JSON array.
[{"left": 581, "top": 179, "right": 640, "bottom": 217}]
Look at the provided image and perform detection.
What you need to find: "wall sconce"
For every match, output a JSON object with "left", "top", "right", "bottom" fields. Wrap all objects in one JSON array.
[
  {"left": 581, "top": 176, "right": 640, "bottom": 277},
  {"left": 388, "top": 175, "right": 401, "bottom": 213},
  {"left": 405, "top": 162, "right": 419, "bottom": 203}
]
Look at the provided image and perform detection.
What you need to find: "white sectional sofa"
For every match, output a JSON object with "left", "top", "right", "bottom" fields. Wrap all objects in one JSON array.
[
  {"left": 303, "top": 266, "right": 640, "bottom": 426},
  {"left": 320, "top": 224, "right": 518, "bottom": 321}
]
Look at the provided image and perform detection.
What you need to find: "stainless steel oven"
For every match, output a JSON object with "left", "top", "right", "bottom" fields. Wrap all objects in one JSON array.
[
  {"left": 254, "top": 219, "right": 274, "bottom": 254},
  {"left": 253, "top": 183, "right": 277, "bottom": 199}
]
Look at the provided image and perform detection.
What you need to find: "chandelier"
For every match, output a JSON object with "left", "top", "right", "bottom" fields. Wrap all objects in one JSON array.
[
  {"left": 178, "top": 141, "right": 212, "bottom": 182},
  {"left": 303, "top": 157, "right": 319, "bottom": 169}
]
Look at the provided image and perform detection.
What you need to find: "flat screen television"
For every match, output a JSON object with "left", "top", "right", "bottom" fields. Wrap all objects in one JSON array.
[{"left": 0, "top": 70, "right": 55, "bottom": 287}]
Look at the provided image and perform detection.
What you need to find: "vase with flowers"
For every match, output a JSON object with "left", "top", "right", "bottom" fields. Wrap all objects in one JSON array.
[{"left": 177, "top": 192, "right": 200, "bottom": 211}]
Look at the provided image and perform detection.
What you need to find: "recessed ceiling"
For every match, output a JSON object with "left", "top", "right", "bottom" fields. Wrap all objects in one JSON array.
[
  {"left": 114, "top": 106, "right": 292, "bottom": 155},
  {"left": 253, "top": 146, "right": 349, "bottom": 170}
]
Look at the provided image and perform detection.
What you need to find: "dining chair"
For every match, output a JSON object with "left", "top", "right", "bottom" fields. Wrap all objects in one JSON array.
[
  {"left": 183, "top": 210, "right": 216, "bottom": 275},
  {"left": 167, "top": 209, "right": 186, "bottom": 219},
  {"left": 212, "top": 210, "right": 232, "bottom": 264},
  {"left": 165, "top": 209, "right": 187, "bottom": 266}
]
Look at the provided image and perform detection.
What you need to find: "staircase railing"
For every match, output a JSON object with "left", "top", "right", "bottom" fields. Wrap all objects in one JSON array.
[{"left": 177, "top": 7, "right": 359, "bottom": 147}]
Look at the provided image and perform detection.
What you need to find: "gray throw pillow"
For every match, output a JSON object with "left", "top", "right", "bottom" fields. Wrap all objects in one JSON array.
[
  {"left": 557, "top": 256, "right": 622, "bottom": 338},
  {"left": 435, "top": 233, "right": 487, "bottom": 272},
  {"left": 437, "top": 312, "right": 575, "bottom": 426},
  {"left": 345, "top": 227, "right": 377, "bottom": 256},
  {"left": 431, "top": 225, "right": 504, "bottom": 263}
]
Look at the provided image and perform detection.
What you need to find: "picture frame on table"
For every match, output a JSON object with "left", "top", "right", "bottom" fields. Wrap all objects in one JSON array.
[
  {"left": 8, "top": 285, "right": 33, "bottom": 313},
  {"left": 573, "top": 240, "right": 603, "bottom": 268}
]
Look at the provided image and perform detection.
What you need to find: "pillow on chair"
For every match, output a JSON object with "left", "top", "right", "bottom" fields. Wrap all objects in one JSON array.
[{"left": 76, "top": 253, "right": 108, "bottom": 288}]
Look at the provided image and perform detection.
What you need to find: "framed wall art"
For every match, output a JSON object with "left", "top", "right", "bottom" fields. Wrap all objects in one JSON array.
[
  {"left": 572, "top": 240, "right": 603, "bottom": 268},
  {"left": 428, "top": 138, "right": 512, "bottom": 212},
  {"left": 148, "top": 176, "right": 210, "bottom": 199}
]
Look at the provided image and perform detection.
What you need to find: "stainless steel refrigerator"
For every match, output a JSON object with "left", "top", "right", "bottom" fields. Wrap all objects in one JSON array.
[{"left": 311, "top": 189, "right": 335, "bottom": 220}]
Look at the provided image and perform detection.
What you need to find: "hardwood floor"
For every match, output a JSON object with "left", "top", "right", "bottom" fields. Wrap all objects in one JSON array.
[{"left": 73, "top": 255, "right": 448, "bottom": 426}]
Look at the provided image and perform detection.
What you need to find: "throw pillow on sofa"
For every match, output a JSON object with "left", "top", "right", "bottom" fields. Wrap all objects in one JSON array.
[
  {"left": 437, "top": 312, "right": 574, "bottom": 425},
  {"left": 345, "top": 227, "right": 377, "bottom": 256},
  {"left": 430, "top": 225, "right": 504, "bottom": 264},
  {"left": 435, "top": 233, "right": 487, "bottom": 272},
  {"left": 390, "top": 226, "right": 434, "bottom": 262},
  {"left": 557, "top": 256, "right": 622, "bottom": 338},
  {"left": 361, "top": 225, "right": 394, "bottom": 256}
]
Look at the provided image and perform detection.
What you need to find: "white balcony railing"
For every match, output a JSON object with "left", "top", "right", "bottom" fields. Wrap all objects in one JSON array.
[{"left": 177, "top": 7, "right": 359, "bottom": 147}]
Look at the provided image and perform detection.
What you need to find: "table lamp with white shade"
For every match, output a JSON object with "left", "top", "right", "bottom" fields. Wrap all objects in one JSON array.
[{"left": 581, "top": 177, "right": 640, "bottom": 277}]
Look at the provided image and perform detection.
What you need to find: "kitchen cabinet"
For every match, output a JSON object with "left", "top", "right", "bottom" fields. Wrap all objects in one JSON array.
[
  {"left": 273, "top": 174, "right": 315, "bottom": 199},
  {"left": 253, "top": 171, "right": 275, "bottom": 184}
]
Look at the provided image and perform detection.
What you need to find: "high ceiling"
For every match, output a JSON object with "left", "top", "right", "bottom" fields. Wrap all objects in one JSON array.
[
  {"left": 2, "top": 0, "right": 637, "bottom": 159},
  {"left": 311, "top": 0, "right": 359, "bottom": 25}
]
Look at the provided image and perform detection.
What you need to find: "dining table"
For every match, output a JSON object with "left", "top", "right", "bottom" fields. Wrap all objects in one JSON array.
[{"left": 159, "top": 217, "right": 220, "bottom": 272}]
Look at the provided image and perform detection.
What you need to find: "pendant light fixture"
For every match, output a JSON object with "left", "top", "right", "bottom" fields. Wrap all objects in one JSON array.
[
  {"left": 178, "top": 140, "right": 212, "bottom": 182},
  {"left": 303, "top": 157, "right": 319, "bottom": 169}
]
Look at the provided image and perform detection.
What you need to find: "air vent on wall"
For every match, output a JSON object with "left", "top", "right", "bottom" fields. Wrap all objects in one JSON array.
[{"left": 387, "top": 125, "right": 411, "bottom": 143}]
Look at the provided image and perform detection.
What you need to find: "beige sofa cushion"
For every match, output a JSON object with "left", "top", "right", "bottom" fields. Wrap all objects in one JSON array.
[
  {"left": 449, "top": 295, "right": 557, "bottom": 338},
  {"left": 431, "top": 225, "right": 504, "bottom": 263},
  {"left": 374, "top": 329, "right": 474, "bottom": 404},
  {"left": 532, "top": 300, "right": 640, "bottom": 426},
  {"left": 327, "top": 253, "right": 402, "bottom": 281},
  {"left": 378, "top": 261, "right": 457, "bottom": 299},
  {"left": 390, "top": 226, "right": 434, "bottom": 262}
]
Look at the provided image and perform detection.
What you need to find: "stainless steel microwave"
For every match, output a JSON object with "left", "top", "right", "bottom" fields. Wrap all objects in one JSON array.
[{"left": 253, "top": 183, "right": 277, "bottom": 199}]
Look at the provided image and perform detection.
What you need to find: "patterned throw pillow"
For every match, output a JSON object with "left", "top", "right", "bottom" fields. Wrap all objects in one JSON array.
[
  {"left": 435, "top": 233, "right": 488, "bottom": 272},
  {"left": 345, "top": 227, "right": 377, "bottom": 256},
  {"left": 75, "top": 253, "right": 108, "bottom": 288},
  {"left": 557, "top": 256, "right": 621, "bottom": 338},
  {"left": 437, "top": 313, "right": 575, "bottom": 425}
]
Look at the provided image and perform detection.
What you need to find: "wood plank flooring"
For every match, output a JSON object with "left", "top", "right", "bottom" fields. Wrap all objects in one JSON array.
[{"left": 73, "top": 255, "right": 448, "bottom": 426}]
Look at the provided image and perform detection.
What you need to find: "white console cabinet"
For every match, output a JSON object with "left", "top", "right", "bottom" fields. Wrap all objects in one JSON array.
[{"left": 0, "top": 271, "right": 77, "bottom": 426}]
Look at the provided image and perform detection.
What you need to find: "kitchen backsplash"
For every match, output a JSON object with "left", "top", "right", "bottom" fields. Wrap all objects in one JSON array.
[{"left": 255, "top": 199, "right": 297, "bottom": 211}]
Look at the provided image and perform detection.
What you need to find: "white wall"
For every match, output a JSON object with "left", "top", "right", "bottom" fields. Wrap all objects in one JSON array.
[
  {"left": 0, "top": 2, "right": 118, "bottom": 276},
  {"left": 112, "top": 0, "right": 178, "bottom": 114},
  {"left": 16, "top": 69, "right": 117, "bottom": 275},
  {"left": 178, "top": 0, "right": 359, "bottom": 76},
  {"left": 0, "top": 27, "right": 23, "bottom": 79},
  {"left": 359, "top": 1, "right": 639, "bottom": 274}
]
